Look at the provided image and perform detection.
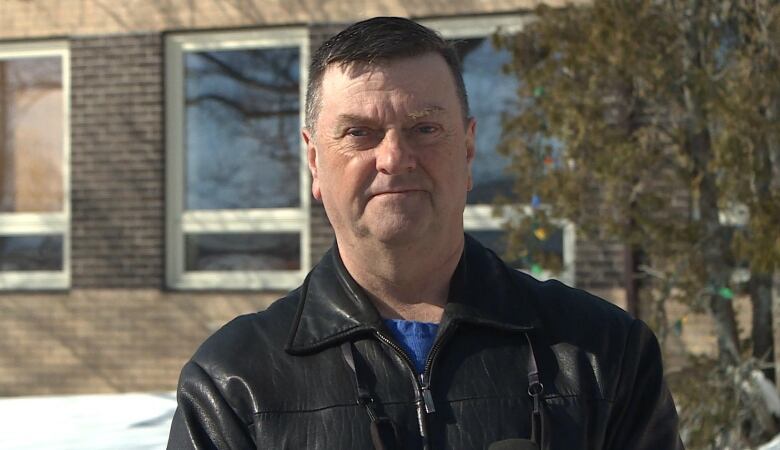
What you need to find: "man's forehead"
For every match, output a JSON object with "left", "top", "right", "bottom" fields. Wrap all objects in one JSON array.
[
  {"left": 321, "top": 52, "right": 450, "bottom": 84},
  {"left": 407, "top": 105, "right": 445, "bottom": 119},
  {"left": 314, "top": 52, "right": 465, "bottom": 128},
  {"left": 331, "top": 105, "right": 447, "bottom": 127}
]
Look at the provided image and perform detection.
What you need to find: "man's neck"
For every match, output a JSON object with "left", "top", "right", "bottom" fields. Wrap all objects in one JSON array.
[{"left": 337, "top": 234, "right": 464, "bottom": 323}]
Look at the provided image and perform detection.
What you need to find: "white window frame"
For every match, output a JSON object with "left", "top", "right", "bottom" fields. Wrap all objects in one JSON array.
[
  {"left": 0, "top": 41, "right": 70, "bottom": 290},
  {"left": 423, "top": 15, "right": 576, "bottom": 285},
  {"left": 165, "top": 28, "right": 310, "bottom": 290}
]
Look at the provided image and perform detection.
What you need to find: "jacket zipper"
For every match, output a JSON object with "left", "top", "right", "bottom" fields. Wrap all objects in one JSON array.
[
  {"left": 375, "top": 330, "right": 433, "bottom": 450},
  {"left": 375, "top": 324, "right": 456, "bottom": 450},
  {"left": 419, "top": 326, "right": 453, "bottom": 413}
]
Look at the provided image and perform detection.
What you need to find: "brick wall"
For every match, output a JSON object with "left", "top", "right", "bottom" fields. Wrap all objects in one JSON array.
[
  {"left": 0, "top": 289, "right": 279, "bottom": 396},
  {"left": 575, "top": 238, "right": 625, "bottom": 291},
  {"left": 306, "top": 24, "right": 345, "bottom": 266},
  {"left": 0, "top": 0, "right": 578, "bottom": 39},
  {"left": 70, "top": 33, "right": 164, "bottom": 287}
]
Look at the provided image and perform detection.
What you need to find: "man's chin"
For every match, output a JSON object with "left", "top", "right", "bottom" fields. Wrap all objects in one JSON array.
[{"left": 363, "top": 220, "right": 430, "bottom": 246}]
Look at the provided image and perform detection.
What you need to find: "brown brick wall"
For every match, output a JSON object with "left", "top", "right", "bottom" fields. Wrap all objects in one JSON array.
[
  {"left": 574, "top": 237, "right": 625, "bottom": 290},
  {"left": 661, "top": 295, "right": 777, "bottom": 372},
  {"left": 70, "top": 33, "right": 164, "bottom": 288},
  {"left": 306, "top": 24, "right": 344, "bottom": 266},
  {"left": 310, "top": 204, "right": 334, "bottom": 265},
  {"left": 0, "top": 0, "right": 580, "bottom": 39},
  {"left": 0, "top": 289, "right": 280, "bottom": 396}
]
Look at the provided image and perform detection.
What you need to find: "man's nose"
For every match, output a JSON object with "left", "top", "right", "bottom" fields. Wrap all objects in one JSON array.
[{"left": 375, "top": 130, "right": 416, "bottom": 175}]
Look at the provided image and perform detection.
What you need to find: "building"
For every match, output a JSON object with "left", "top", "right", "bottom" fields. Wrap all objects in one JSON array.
[{"left": 0, "top": 0, "right": 715, "bottom": 397}]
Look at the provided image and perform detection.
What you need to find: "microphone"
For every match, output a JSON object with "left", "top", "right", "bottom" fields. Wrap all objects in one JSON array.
[{"left": 488, "top": 438, "right": 540, "bottom": 450}]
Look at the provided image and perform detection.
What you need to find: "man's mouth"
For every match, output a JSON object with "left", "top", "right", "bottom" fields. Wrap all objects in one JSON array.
[{"left": 371, "top": 189, "right": 425, "bottom": 197}]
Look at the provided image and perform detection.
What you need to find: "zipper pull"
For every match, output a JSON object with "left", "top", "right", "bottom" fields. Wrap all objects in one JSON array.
[{"left": 419, "top": 373, "right": 436, "bottom": 413}]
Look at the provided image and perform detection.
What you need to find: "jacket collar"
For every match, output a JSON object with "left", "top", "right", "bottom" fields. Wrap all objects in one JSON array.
[{"left": 286, "top": 234, "right": 541, "bottom": 355}]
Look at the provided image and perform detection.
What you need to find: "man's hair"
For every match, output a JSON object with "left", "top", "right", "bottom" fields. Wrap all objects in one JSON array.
[{"left": 304, "top": 16, "right": 470, "bottom": 133}]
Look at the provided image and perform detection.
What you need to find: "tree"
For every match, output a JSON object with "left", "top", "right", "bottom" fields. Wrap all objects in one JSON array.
[{"left": 496, "top": 0, "right": 780, "bottom": 447}]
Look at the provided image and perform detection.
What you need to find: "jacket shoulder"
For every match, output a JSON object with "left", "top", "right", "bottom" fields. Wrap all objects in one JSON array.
[
  {"left": 189, "top": 288, "right": 302, "bottom": 377},
  {"left": 524, "top": 274, "right": 636, "bottom": 333}
]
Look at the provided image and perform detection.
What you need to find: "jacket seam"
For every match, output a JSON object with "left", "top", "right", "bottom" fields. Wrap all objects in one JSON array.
[
  {"left": 188, "top": 359, "right": 255, "bottom": 430},
  {"left": 251, "top": 393, "right": 615, "bottom": 417},
  {"left": 446, "top": 393, "right": 613, "bottom": 403},
  {"left": 612, "top": 319, "right": 640, "bottom": 404},
  {"left": 299, "top": 324, "right": 366, "bottom": 346},
  {"left": 253, "top": 402, "right": 362, "bottom": 415}
]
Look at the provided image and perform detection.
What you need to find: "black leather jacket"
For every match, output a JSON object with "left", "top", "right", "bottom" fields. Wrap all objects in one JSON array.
[{"left": 168, "top": 235, "right": 684, "bottom": 449}]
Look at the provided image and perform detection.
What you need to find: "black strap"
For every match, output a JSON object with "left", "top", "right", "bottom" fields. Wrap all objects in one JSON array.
[
  {"left": 525, "top": 333, "right": 545, "bottom": 448},
  {"left": 341, "top": 341, "right": 399, "bottom": 450},
  {"left": 342, "top": 337, "right": 544, "bottom": 449},
  {"left": 341, "top": 341, "right": 378, "bottom": 420}
]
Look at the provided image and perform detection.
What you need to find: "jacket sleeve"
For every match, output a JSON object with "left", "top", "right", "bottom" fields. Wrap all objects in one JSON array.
[
  {"left": 604, "top": 319, "right": 685, "bottom": 450},
  {"left": 167, "top": 360, "right": 255, "bottom": 450}
]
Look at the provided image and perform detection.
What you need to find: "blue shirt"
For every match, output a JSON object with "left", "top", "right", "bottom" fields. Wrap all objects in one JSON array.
[{"left": 383, "top": 319, "right": 439, "bottom": 374}]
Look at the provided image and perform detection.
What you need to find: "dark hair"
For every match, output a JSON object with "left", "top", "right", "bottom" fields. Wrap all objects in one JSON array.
[{"left": 304, "top": 16, "right": 470, "bottom": 132}]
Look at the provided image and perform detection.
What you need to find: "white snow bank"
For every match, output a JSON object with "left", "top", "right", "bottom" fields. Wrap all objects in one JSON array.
[
  {"left": 0, "top": 391, "right": 176, "bottom": 450},
  {"left": 759, "top": 433, "right": 780, "bottom": 450}
]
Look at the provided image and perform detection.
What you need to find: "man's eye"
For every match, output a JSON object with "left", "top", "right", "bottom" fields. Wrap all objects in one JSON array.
[
  {"left": 346, "top": 128, "right": 370, "bottom": 137},
  {"left": 415, "top": 124, "right": 439, "bottom": 134}
]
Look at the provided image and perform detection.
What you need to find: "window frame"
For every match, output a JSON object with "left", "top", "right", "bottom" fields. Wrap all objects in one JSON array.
[
  {"left": 0, "top": 41, "right": 70, "bottom": 290},
  {"left": 165, "top": 28, "right": 310, "bottom": 290},
  {"left": 422, "top": 15, "right": 577, "bottom": 285}
]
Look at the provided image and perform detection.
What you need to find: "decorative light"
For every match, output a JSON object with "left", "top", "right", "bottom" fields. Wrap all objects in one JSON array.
[
  {"left": 531, "top": 194, "right": 541, "bottom": 209},
  {"left": 534, "top": 227, "right": 548, "bottom": 241},
  {"left": 673, "top": 319, "right": 683, "bottom": 336},
  {"left": 673, "top": 315, "right": 689, "bottom": 336}
]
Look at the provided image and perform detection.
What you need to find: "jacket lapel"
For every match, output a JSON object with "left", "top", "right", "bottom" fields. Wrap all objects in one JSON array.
[
  {"left": 441, "top": 234, "right": 540, "bottom": 333},
  {"left": 285, "top": 245, "right": 381, "bottom": 355},
  {"left": 285, "top": 234, "right": 541, "bottom": 355}
]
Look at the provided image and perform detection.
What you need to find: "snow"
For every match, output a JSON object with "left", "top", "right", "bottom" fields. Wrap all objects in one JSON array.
[
  {"left": 759, "top": 434, "right": 780, "bottom": 450},
  {"left": 4, "top": 390, "right": 780, "bottom": 450},
  {"left": 753, "top": 370, "right": 780, "bottom": 417},
  {"left": 0, "top": 392, "right": 176, "bottom": 450}
]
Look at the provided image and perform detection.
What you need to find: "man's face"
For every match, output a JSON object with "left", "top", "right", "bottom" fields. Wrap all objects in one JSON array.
[{"left": 303, "top": 53, "right": 476, "bottom": 248}]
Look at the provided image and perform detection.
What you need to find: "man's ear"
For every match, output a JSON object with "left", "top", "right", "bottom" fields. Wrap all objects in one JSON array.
[
  {"left": 302, "top": 129, "right": 322, "bottom": 201},
  {"left": 465, "top": 117, "right": 476, "bottom": 191}
]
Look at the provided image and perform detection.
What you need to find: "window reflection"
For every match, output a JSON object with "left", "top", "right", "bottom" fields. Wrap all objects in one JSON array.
[
  {"left": 184, "top": 47, "right": 300, "bottom": 210},
  {"left": 0, "top": 57, "right": 64, "bottom": 213},
  {"left": 185, "top": 233, "right": 300, "bottom": 271},
  {"left": 0, "top": 235, "right": 63, "bottom": 271},
  {"left": 469, "top": 228, "right": 563, "bottom": 271},
  {"left": 454, "top": 38, "right": 518, "bottom": 205}
]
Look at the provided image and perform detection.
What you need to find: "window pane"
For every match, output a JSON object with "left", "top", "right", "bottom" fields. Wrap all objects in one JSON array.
[
  {"left": 185, "top": 233, "right": 300, "bottom": 271},
  {"left": 184, "top": 47, "right": 301, "bottom": 210},
  {"left": 454, "top": 38, "right": 517, "bottom": 205},
  {"left": 0, "top": 57, "right": 64, "bottom": 212},
  {"left": 0, "top": 234, "right": 63, "bottom": 271},
  {"left": 470, "top": 228, "right": 563, "bottom": 270}
]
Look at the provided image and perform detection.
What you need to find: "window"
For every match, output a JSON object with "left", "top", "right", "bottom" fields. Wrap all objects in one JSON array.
[
  {"left": 0, "top": 42, "right": 70, "bottom": 290},
  {"left": 166, "top": 29, "right": 310, "bottom": 290},
  {"left": 424, "top": 16, "right": 576, "bottom": 284}
]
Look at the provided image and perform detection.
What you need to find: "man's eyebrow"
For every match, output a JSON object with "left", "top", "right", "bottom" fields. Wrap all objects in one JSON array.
[
  {"left": 334, "top": 113, "right": 369, "bottom": 125},
  {"left": 407, "top": 105, "right": 445, "bottom": 120},
  {"left": 331, "top": 114, "right": 372, "bottom": 135}
]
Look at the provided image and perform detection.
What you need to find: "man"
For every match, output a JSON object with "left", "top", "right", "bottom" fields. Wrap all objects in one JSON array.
[{"left": 168, "top": 17, "right": 683, "bottom": 449}]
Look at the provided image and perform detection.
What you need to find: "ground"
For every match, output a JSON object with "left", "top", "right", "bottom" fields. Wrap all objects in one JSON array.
[{"left": 0, "top": 392, "right": 175, "bottom": 449}]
